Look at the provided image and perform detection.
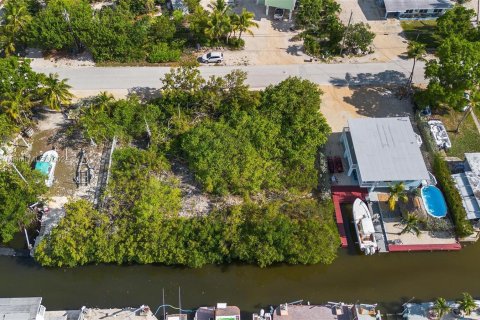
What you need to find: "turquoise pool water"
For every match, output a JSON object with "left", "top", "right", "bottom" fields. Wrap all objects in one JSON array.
[{"left": 421, "top": 185, "right": 448, "bottom": 218}]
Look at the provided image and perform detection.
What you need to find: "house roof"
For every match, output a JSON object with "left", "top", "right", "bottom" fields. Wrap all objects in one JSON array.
[
  {"left": 384, "top": 0, "right": 453, "bottom": 13},
  {"left": 347, "top": 117, "right": 429, "bottom": 183},
  {"left": 265, "top": 0, "right": 296, "bottom": 10},
  {"left": 0, "top": 298, "right": 42, "bottom": 320}
]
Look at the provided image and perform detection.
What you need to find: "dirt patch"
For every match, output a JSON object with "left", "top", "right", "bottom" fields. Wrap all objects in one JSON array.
[{"left": 320, "top": 84, "right": 414, "bottom": 132}]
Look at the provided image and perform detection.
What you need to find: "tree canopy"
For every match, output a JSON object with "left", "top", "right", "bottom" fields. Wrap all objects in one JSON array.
[{"left": 0, "top": 162, "right": 47, "bottom": 243}]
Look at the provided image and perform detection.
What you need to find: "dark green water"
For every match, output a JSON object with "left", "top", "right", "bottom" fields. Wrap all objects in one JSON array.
[
  {"left": 1, "top": 204, "right": 479, "bottom": 314},
  {"left": 1, "top": 240, "right": 479, "bottom": 314}
]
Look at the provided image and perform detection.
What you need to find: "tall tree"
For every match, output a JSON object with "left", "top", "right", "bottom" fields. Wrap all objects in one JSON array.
[
  {"left": 0, "top": 88, "right": 34, "bottom": 123},
  {"left": 205, "top": 10, "right": 231, "bottom": 43},
  {"left": 40, "top": 73, "right": 74, "bottom": 110},
  {"left": 236, "top": 8, "right": 258, "bottom": 40},
  {"left": 407, "top": 41, "right": 426, "bottom": 88},
  {"left": 0, "top": 0, "right": 32, "bottom": 56},
  {"left": 435, "top": 5, "right": 478, "bottom": 41},
  {"left": 423, "top": 37, "right": 480, "bottom": 112}
]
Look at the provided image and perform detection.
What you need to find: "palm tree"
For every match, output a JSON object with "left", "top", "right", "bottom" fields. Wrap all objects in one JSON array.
[
  {"left": 395, "top": 213, "right": 421, "bottom": 237},
  {"left": 0, "top": 0, "right": 32, "bottom": 56},
  {"left": 40, "top": 73, "right": 74, "bottom": 110},
  {"left": 388, "top": 182, "right": 408, "bottom": 211},
  {"left": 433, "top": 297, "right": 451, "bottom": 319},
  {"left": 0, "top": 88, "right": 33, "bottom": 123},
  {"left": 229, "top": 13, "right": 240, "bottom": 38},
  {"left": 208, "top": 0, "right": 229, "bottom": 13},
  {"left": 458, "top": 292, "right": 477, "bottom": 316},
  {"left": 406, "top": 41, "right": 426, "bottom": 89},
  {"left": 236, "top": 9, "right": 258, "bottom": 40},
  {"left": 205, "top": 11, "right": 231, "bottom": 44}
]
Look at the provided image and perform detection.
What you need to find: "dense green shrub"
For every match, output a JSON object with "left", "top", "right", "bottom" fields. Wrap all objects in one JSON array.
[
  {"left": 35, "top": 197, "right": 339, "bottom": 267},
  {"left": 146, "top": 43, "right": 182, "bottom": 63},
  {"left": 433, "top": 154, "right": 473, "bottom": 237},
  {"left": 227, "top": 37, "right": 245, "bottom": 49}
]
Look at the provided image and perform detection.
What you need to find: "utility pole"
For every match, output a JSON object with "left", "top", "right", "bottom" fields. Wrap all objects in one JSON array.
[
  {"left": 477, "top": 0, "right": 479, "bottom": 25},
  {"left": 178, "top": 287, "right": 182, "bottom": 316},
  {"left": 340, "top": 10, "right": 353, "bottom": 56},
  {"left": 162, "top": 289, "right": 166, "bottom": 320}
]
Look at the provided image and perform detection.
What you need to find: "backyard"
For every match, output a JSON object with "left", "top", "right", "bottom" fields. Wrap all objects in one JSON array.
[{"left": 437, "top": 111, "right": 480, "bottom": 158}]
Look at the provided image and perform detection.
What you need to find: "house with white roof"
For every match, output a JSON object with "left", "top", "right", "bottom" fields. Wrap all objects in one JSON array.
[
  {"left": 341, "top": 117, "right": 430, "bottom": 191},
  {"left": 452, "top": 153, "right": 480, "bottom": 220},
  {"left": 381, "top": 0, "right": 453, "bottom": 19}
]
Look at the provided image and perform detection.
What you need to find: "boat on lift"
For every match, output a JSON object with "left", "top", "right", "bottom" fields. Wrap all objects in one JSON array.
[
  {"left": 353, "top": 198, "right": 378, "bottom": 255},
  {"left": 34, "top": 149, "right": 59, "bottom": 187}
]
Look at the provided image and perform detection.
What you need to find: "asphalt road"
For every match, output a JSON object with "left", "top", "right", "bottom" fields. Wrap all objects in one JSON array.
[{"left": 32, "top": 60, "right": 426, "bottom": 94}]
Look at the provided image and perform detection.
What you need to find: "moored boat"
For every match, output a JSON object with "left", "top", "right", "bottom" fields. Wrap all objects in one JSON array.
[
  {"left": 35, "top": 149, "right": 59, "bottom": 187},
  {"left": 353, "top": 198, "right": 378, "bottom": 255}
]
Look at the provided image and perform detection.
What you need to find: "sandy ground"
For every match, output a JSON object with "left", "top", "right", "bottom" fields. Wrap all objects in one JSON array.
[
  {"left": 221, "top": 0, "right": 307, "bottom": 65},
  {"left": 320, "top": 84, "right": 413, "bottom": 132},
  {"left": 333, "top": 0, "right": 408, "bottom": 63}
]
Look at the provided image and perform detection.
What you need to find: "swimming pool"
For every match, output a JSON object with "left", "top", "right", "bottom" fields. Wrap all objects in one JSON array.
[{"left": 421, "top": 185, "right": 448, "bottom": 218}]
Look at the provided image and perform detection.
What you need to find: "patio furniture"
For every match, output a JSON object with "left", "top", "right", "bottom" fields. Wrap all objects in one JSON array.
[
  {"left": 327, "top": 157, "right": 335, "bottom": 174},
  {"left": 334, "top": 156, "right": 344, "bottom": 173}
]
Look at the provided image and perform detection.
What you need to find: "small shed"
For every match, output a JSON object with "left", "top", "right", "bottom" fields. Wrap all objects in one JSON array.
[{"left": 382, "top": 0, "right": 453, "bottom": 19}]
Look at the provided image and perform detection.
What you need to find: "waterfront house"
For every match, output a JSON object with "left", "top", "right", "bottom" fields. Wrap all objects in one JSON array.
[
  {"left": 195, "top": 303, "right": 241, "bottom": 320},
  {"left": 380, "top": 0, "right": 453, "bottom": 19},
  {"left": 403, "top": 301, "right": 480, "bottom": 320},
  {"left": 0, "top": 297, "right": 46, "bottom": 320},
  {"left": 269, "top": 302, "right": 381, "bottom": 320},
  {"left": 452, "top": 153, "right": 480, "bottom": 220},
  {"left": 341, "top": 117, "right": 430, "bottom": 191}
]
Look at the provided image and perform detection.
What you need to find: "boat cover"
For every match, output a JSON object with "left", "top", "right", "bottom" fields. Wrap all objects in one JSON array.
[
  {"left": 35, "top": 161, "right": 51, "bottom": 176},
  {"left": 360, "top": 216, "right": 375, "bottom": 235}
]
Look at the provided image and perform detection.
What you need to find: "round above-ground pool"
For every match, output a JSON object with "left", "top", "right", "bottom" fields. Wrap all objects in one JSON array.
[{"left": 421, "top": 185, "right": 448, "bottom": 218}]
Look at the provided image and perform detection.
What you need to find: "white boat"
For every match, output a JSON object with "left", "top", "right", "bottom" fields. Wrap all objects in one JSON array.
[
  {"left": 35, "top": 149, "right": 59, "bottom": 187},
  {"left": 353, "top": 198, "right": 377, "bottom": 255},
  {"left": 428, "top": 120, "right": 451, "bottom": 149}
]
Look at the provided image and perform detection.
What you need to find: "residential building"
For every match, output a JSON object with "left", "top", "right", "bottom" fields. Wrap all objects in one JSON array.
[
  {"left": 341, "top": 117, "right": 430, "bottom": 191},
  {"left": 381, "top": 0, "right": 453, "bottom": 19},
  {"left": 257, "top": 0, "right": 296, "bottom": 20},
  {"left": 0, "top": 297, "right": 46, "bottom": 320},
  {"left": 452, "top": 153, "right": 480, "bottom": 220},
  {"left": 195, "top": 303, "right": 240, "bottom": 320}
]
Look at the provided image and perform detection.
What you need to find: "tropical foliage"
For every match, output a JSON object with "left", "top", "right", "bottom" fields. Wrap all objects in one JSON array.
[
  {"left": 433, "top": 154, "right": 473, "bottom": 237},
  {"left": 0, "top": 57, "right": 72, "bottom": 141},
  {"left": 0, "top": 162, "right": 47, "bottom": 243},
  {"left": 457, "top": 292, "right": 477, "bottom": 316},
  {"left": 433, "top": 297, "right": 451, "bottom": 318},
  {"left": 35, "top": 68, "right": 338, "bottom": 267},
  {"left": 35, "top": 196, "right": 339, "bottom": 267},
  {"left": 295, "top": 0, "right": 374, "bottom": 58},
  {"left": 0, "top": 0, "right": 258, "bottom": 62},
  {"left": 395, "top": 213, "right": 421, "bottom": 237},
  {"left": 387, "top": 182, "right": 408, "bottom": 211}
]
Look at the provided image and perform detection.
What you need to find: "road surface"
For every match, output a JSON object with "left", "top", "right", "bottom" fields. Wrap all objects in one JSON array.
[{"left": 32, "top": 60, "right": 426, "bottom": 96}]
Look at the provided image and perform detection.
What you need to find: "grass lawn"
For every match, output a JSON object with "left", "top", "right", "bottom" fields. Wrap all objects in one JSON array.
[
  {"left": 401, "top": 20, "right": 439, "bottom": 49},
  {"left": 436, "top": 110, "right": 480, "bottom": 158}
]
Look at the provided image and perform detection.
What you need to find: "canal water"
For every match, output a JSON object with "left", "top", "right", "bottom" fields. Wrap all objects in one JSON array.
[{"left": 1, "top": 228, "right": 479, "bottom": 314}]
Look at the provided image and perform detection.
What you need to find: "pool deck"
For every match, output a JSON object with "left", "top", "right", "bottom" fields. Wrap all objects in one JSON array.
[{"left": 332, "top": 188, "right": 462, "bottom": 252}]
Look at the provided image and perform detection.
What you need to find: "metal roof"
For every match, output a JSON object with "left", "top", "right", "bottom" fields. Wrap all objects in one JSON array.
[
  {"left": 384, "top": 0, "right": 453, "bottom": 13},
  {"left": 347, "top": 117, "right": 429, "bottom": 183},
  {"left": 0, "top": 298, "right": 42, "bottom": 320}
]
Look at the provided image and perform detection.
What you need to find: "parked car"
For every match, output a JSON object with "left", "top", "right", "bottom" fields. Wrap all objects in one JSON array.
[
  {"left": 200, "top": 52, "right": 224, "bottom": 63},
  {"left": 274, "top": 8, "right": 284, "bottom": 20}
]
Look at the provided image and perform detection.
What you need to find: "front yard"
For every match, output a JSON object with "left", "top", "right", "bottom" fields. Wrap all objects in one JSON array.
[{"left": 401, "top": 20, "right": 439, "bottom": 49}]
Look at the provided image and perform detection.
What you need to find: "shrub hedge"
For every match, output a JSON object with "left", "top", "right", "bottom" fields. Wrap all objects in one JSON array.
[{"left": 433, "top": 153, "right": 473, "bottom": 237}]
